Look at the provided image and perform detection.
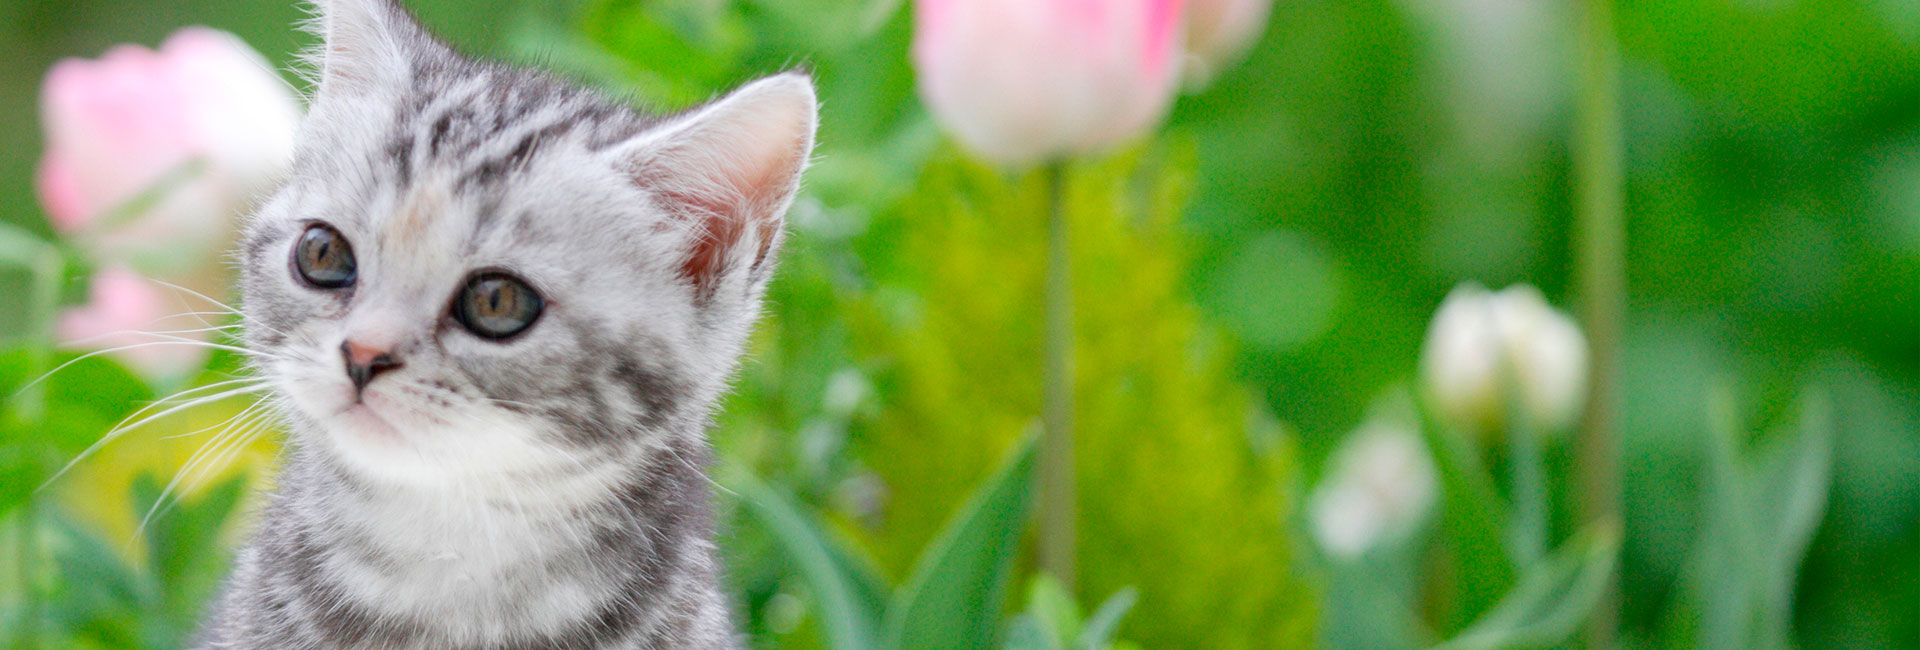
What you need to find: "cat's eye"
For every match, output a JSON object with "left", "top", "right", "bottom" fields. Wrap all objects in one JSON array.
[
  {"left": 454, "top": 272, "right": 544, "bottom": 340},
  {"left": 293, "top": 224, "right": 357, "bottom": 289}
]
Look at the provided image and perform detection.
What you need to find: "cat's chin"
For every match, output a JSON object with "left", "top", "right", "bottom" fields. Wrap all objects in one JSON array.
[{"left": 310, "top": 401, "right": 447, "bottom": 485}]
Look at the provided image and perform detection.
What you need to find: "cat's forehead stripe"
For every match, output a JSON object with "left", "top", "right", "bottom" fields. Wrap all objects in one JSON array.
[{"left": 388, "top": 188, "right": 430, "bottom": 247}]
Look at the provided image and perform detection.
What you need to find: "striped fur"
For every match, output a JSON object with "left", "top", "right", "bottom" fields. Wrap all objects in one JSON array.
[{"left": 197, "top": 1, "right": 816, "bottom": 647}]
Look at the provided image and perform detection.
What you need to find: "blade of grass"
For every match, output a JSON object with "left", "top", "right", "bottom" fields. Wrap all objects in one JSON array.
[
  {"left": 882, "top": 434, "right": 1037, "bottom": 650},
  {"left": 1074, "top": 587, "right": 1138, "bottom": 650},
  {"left": 723, "top": 469, "right": 880, "bottom": 650},
  {"left": 1747, "top": 391, "right": 1833, "bottom": 650},
  {"left": 1699, "top": 384, "right": 1754, "bottom": 650},
  {"left": 1430, "top": 521, "right": 1621, "bottom": 650}
]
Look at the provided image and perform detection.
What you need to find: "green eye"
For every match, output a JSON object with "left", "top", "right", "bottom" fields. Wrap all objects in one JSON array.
[
  {"left": 454, "top": 272, "right": 544, "bottom": 340},
  {"left": 293, "top": 224, "right": 356, "bottom": 289}
]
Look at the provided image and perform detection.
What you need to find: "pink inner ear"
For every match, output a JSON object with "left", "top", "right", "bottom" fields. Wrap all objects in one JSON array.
[
  {"left": 673, "top": 192, "right": 744, "bottom": 293},
  {"left": 657, "top": 140, "right": 798, "bottom": 293}
]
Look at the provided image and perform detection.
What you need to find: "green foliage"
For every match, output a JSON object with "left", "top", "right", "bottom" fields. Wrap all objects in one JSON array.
[
  {"left": 0, "top": 348, "right": 151, "bottom": 519},
  {"left": 3, "top": 472, "right": 247, "bottom": 650},
  {"left": 0, "top": 0, "right": 1913, "bottom": 648},
  {"left": 1432, "top": 523, "right": 1620, "bottom": 650},
  {"left": 834, "top": 147, "right": 1314, "bottom": 649},
  {"left": 1663, "top": 390, "right": 1836, "bottom": 650},
  {"left": 728, "top": 470, "right": 886, "bottom": 650},
  {"left": 1417, "top": 416, "right": 1517, "bottom": 630},
  {"left": 880, "top": 434, "right": 1033, "bottom": 650},
  {"left": 730, "top": 436, "right": 1058, "bottom": 650},
  {"left": 1007, "top": 575, "right": 1139, "bottom": 650}
]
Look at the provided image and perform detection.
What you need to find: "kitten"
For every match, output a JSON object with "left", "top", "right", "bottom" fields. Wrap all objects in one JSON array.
[{"left": 195, "top": 0, "right": 815, "bottom": 647}]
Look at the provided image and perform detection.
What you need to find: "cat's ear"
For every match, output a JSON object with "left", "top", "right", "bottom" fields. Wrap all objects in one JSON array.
[
  {"left": 309, "top": 0, "right": 436, "bottom": 98},
  {"left": 612, "top": 72, "right": 818, "bottom": 298}
]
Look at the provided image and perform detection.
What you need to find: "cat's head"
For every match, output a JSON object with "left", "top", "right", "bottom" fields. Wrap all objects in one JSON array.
[{"left": 239, "top": 0, "right": 815, "bottom": 488}]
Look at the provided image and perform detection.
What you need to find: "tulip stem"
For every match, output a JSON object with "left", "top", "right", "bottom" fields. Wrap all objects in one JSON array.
[
  {"left": 1574, "top": 0, "right": 1625, "bottom": 645},
  {"left": 1039, "top": 160, "right": 1076, "bottom": 588}
]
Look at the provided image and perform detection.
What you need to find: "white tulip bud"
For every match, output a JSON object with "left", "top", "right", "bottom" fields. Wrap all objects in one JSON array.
[
  {"left": 1309, "top": 420, "right": 1439, "bottom": 559},
  {"left": 1419, "top": 283, "right": 1589, "bottom": 437}
]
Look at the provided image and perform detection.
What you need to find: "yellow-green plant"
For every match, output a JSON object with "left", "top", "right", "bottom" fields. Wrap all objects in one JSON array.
[{"left": 836, "top": 145, "right": 1314, "bottom": 649}]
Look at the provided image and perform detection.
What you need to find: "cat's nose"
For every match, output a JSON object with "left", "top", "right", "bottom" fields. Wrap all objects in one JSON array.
[{"left": 341, "top": 340, "right": 403, "bottom": 392}]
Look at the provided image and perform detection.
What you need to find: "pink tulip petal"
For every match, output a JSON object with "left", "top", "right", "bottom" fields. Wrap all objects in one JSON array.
[
  {"left": 35, "top": 153, "right": 90, "bottom": 232},
  {"left": 34, "top": 27, "right": 300, "bottom": 270},
  {"left": 912, "top": 0, "right": 1187, "bottom": 165}
]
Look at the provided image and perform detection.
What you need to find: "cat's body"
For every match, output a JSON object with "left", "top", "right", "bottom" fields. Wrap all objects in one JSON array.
[
  {"left": 202, "top": 435, "right": 732, "bottom": 649},
  {"left": 196, "top": 1, "right": 816, "bottom": 647}
]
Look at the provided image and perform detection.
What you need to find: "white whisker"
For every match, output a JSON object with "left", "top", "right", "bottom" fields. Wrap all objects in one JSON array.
[
  {"left": 149, "top": 280, "right": 242, "bottom": 316},
  {"left": 58, "top": 322, "right": 246, "bottom": 349},
  {"left": 39, "top": 382, "right": 268, "bottom": 491},
  {"left": 69, "top": 331, "right": 278, "bottom": 359},
  {"left": 149, "top": 279, "right": 293, "bottom": 340},
  {"left": 18, "top": 338, "right": 280, "bottom": 407},
  {"left": 134, "top": 401, "right": 273, "bottom": 540}
]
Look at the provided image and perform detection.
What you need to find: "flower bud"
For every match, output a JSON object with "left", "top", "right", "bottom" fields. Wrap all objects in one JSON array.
[
  {"left": 36, "top": 27, "right": 301, "bottom": 276},
  {"left": 912, "top": 0, "right": 1187, "bottom": 166},
  {"left": 1419, "top": 283, "right": 1588, "bottom": 437},
  {"left": 1309, "top": 420, "right": 1438, "bottom": 559}
]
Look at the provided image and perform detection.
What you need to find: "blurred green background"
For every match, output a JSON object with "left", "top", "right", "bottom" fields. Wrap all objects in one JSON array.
[{"left": 0, "top": 0, "right": 1915, "bottom": 648}]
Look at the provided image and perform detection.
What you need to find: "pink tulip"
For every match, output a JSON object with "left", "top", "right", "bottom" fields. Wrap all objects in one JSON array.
[
  {"left": 913, "top": 0, "right": 1187, "bottom": 166},
  {"left": 1183, "top": 0, "right": 1273, "bottom": 87},
  {"left": 36, "top": 27, "right": 301, "bottom": 274},
  {"left": 57, "top": 267, "right": 211, "bottom": 380}
]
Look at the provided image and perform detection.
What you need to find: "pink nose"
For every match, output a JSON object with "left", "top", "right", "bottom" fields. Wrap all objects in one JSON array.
[{"left": 340, "top": 340, "right": 402, "bottom": 392}]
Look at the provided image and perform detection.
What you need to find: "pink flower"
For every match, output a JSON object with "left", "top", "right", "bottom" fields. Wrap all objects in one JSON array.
[
  {"left": 36, "top": 27, "right": 301, "bottom": 275},
  {"left": 912, "top": 0, "right": 1187, "bottom": 166},
  {"left": 57, "top": 267, "right": 212, "bottom": 380},
  {"left": 1182, "top": 0, "right": 1273, "bottom": 87}
]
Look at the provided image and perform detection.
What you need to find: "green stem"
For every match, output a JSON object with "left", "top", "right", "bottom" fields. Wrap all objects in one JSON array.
[
  {"left": 1039, "top": 161, "right": 1076, "bottom": 588},
  {"left": 1507, "top": 415, "right": 1548, "bottom": 568},
  {"left": 1574, "top": 0, "right": 1625, "bottom": 645},
  {"left": 11, "top": 503, "right": 39, "bottom": 649}
]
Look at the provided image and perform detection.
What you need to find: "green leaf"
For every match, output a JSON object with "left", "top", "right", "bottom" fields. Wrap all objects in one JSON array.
[
  {"left": 1024, "top": 575, "right": 1080, "bottom": 646},
  {"left": 1074, "top": 588, "right": 1138, "bottom": 650},
  {"left": 857, "top": 0, "right": 906, "bottom": 37},
  {"left": 1430, "top": 521, "right": 1622, "bottom": 650},
  {"left": 1745, "top": 391, "right": 1833, "bottom": 649},
  {"left": 0, "top": 223, "right": 55, "bottom": 270},
  {"left": 1002, "top": 614, "right": 1062, "bottom": 650},
  {"left": 44, "top": 512, "right": 150, "bottom": 650},
  {"left": 0, "top": 351, "right": 151, "bottom": 519},
  {"left": 35, "top": 354, "right": 152, "bottom": 460},
  {"left": 1417, "top": 416, "right": 1516, "bottom": 631},
  {"left": 725, "top": 469, "right": 881, "bottom": 650},
  {"left": 881, "top": 435, "right": 1037, "bottom": 650},
  {"left": 131, "top": 471, "right": 247, "bottom": 634},
  {"left": 1697, "top": 385, "right": 1755, "bottom": 650}
]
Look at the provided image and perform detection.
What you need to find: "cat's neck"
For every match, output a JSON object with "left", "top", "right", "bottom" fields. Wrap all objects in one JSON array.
[{"left": 205, "top": 427, "right": 735, "bottom": 649}]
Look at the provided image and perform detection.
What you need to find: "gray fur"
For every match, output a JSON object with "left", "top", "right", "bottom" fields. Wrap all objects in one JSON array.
[{"left": 197, "top": 1, "right": 816, "bottom": 647}]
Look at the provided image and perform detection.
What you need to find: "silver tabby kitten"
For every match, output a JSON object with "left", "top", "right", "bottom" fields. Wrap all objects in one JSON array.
[{"left": 196, "top": 0, "right": 815, "bottom": 647}]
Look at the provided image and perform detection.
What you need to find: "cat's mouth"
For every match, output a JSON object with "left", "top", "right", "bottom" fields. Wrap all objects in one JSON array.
[{"left": 333, "top": 400, "right": 405, "bottom": 443}]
